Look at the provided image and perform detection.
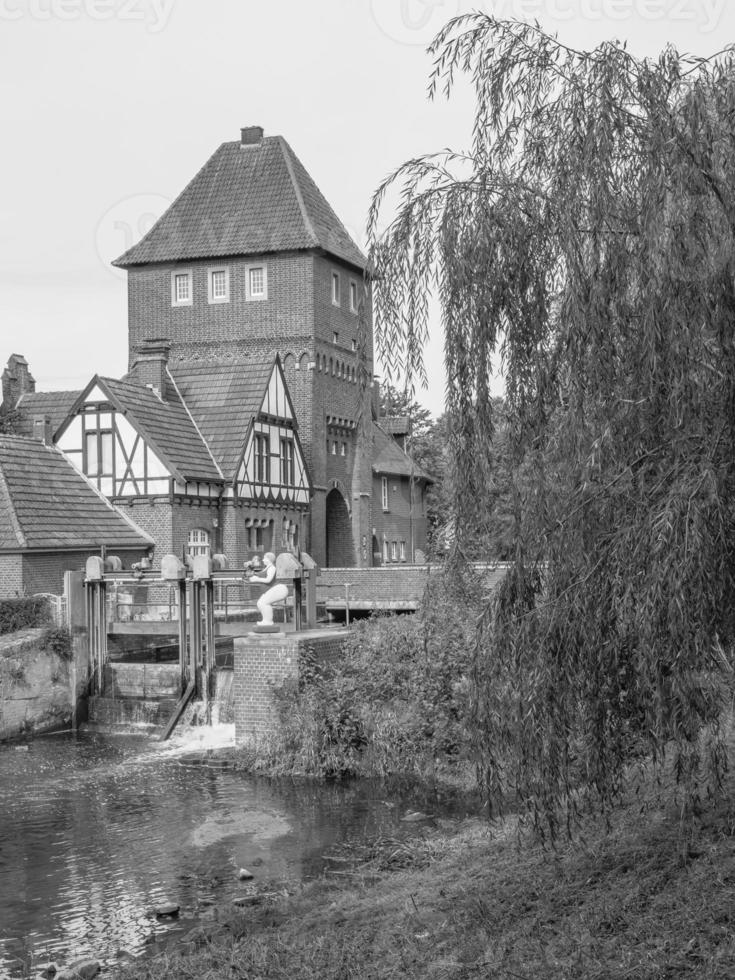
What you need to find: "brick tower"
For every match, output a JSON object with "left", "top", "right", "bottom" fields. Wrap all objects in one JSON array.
[{"left": 114, "top": 126, "right": 374, "bottom": 567}]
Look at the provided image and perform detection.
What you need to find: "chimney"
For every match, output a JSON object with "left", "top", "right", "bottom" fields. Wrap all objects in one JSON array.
[
  {"left": 2, "top": 354, "right": 36, "bottom": 411},
  {"left": 240, "top": 125, "right": 264, "bottom": 146},
  {"left": 131, "top": 338, "right": 171, "bottom": 398},
  {"left": 33, "top": 415, "right": 52, "bottom": 445}
]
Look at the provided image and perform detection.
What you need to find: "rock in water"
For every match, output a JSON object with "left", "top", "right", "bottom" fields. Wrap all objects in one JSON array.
[
  {"left": 56, "top": 960, "right": 101, "bottom": 980},
  {"left": 238, "top": 867, "right": 254, "bottom": 880},
  {"left": 154, "top": 903, "right": 180, "bottom": 918},
  {"left": 401, "top": 811, "right": 430, "bottom": 823}
]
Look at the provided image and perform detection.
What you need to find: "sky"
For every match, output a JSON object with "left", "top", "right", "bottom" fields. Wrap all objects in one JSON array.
[{"left": 1, "top": 0, "right": 733, "bottom": 417}]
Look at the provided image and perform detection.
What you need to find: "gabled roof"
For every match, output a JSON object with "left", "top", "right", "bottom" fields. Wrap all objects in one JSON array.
[
  {"left": 14, "top": 390, "right": 83, "bottom": 439},
  {"left": 112, "top": 136, "right": 366, "bottom": 272},
  {"left": 372, "top": 423, "right": 433, "bottom": 482},
  {"left": 0, "top": 435, "right": 153, "bottom": 552},
  {"left": 170, "top": 358, "right": 281, "bottom": 482},
  {"left": 59, "top": 375, "right": 223, "bottom": 485}
]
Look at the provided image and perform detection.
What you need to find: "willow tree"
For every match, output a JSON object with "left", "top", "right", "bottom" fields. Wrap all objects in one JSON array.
[{"left": 368, "top": 15, "right": 735, "bottom": 835}]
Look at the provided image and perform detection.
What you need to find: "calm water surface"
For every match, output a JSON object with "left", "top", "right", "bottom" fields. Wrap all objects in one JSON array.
[{"left": 0, "top": 730, "right": 473, "bottom": 978}]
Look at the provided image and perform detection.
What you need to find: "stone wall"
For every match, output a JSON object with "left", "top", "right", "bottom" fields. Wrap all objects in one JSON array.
[
  {"left": 0, "top": 628, "right": 87, "bottom": 741},
  {"left": 233, "top": 628, "right": 348, "bottom": 744}
]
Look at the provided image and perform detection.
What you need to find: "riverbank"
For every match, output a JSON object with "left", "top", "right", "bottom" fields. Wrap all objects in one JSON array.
[{"left": 116, "top": 757, "right": 735, "bottom": 980}]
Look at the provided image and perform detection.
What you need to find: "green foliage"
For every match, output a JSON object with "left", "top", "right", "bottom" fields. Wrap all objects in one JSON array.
[
  {"left": 260, "top": 566, "right": 485, "bottom": 779},
  {"left": 369, "top": 15, "right": 735, "bottom": 835},
  {"left": 0, "top": 597, "right": 51, "bottom": 635},
  {"left": 39, "top": 627, "right": 73, "bottom": 661}
]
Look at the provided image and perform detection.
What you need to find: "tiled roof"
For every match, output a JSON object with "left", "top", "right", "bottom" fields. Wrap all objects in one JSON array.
[
  {"left": 0, "top": 435, "right": 153, "bottom": 552},
  {"left": 113, "top": 136, "right": 367, "bottom": 271},
  {"left": 100, "top": 376, "right": 223, "bottom": 484},
  {"left": 170, "top": 359, "right": 272, "bottom": 481},
  {"left": 372, "top": 423, "right": 433, "bottom": 482},
  {"left": 15, "top": 390, "right": 83, "bottom": 438}
]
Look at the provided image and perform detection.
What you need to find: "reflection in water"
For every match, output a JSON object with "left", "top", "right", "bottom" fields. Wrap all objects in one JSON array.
[{"left": 0, "top": 732, "right": 474, "bottom": 978}]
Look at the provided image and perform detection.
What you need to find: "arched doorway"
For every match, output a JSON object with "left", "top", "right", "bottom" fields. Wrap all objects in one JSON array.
[{"left": 326, "top": 488, "right": 353, "bottom": 567}]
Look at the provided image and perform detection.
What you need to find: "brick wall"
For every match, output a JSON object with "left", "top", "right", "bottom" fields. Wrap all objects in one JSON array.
[
  {"left": 233, "top": 629, "right": 348, "bottom": 744},
  {"left": 126, "top": 249, "right": 377, "bottom": 569},
  {"left": 116, "top": 500, "right": 173, "bottom": 560},
  {"left": 0, "top": 555, "right": 23, "bottom": 598},
  {"left": 372, "top": 474, "right": 429, "bottom": 563},
  {"left": 0, "top": 549, "right": 145, "bottom": 598},
  {"left": 316, "top": 564, "right": 510, "bottom": 608},
  {"left": 317, "top": 565, "right": 434, "bottom": 606}
]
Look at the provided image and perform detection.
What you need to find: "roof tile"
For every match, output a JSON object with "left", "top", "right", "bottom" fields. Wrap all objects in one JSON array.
[
  {"left": 113, "top": 137, "right": 366, "bottom": 271},
  {"left": 0, "top": 436, "right": 153, "bottom": 551}
]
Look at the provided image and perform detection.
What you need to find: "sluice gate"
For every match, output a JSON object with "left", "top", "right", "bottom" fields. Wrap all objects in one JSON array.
[{"left": 84, "top": 551, "right": 319, "bottom": 737}]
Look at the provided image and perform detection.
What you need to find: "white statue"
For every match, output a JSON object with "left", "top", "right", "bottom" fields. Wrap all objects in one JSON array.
[{"left": 248, "top": 552, "right": 288, "bottom": 625}]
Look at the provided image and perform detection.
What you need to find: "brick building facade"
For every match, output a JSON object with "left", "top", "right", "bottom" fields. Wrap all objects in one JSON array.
[{"left": 0, "top": 126, "right": 431, "bottom": 583}]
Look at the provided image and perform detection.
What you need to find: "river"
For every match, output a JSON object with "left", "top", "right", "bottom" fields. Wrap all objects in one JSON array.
[{"left": 0, "top": 728, "right": 474, "bottom": 978}]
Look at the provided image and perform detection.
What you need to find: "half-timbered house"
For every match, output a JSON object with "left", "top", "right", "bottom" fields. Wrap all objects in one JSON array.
[
  {"left": 46, "top": 346, "right": 310, "bottom": 567},
  {"left": 0, "top": 125, "right": 433, "bottom": 586}
]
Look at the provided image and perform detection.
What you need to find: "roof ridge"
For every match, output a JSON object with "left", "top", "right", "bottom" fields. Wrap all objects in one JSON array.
[
  {"left": 277, "top": 136, "right": 318, "bottom": 247},
  {"left": 165, "top": 368, "right": 224, "bottom": 481}
]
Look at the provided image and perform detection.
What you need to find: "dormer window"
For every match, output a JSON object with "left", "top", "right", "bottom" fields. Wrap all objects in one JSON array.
[
  {"left": 331, "top": 271, "right": 340, "bottom": 306},
  {"left": 171, "top": 270, "right": 193, "bottom": 306},
  {"left": 246, "top": 264, "right": 268, "bottom": 301},
  {"left": 349, "top": 280, "right": 358, "bottom": 314},
  {"left": 208, "top": 266, "right": 230, "bottom": 304}
]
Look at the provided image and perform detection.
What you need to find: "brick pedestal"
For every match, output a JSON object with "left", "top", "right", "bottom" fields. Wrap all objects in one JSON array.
[{"left": 233, "top": 628, "right": 348, "bottom": 744}]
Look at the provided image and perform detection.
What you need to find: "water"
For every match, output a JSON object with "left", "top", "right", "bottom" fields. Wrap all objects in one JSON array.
[{"left": 0, "top": 730, "right": 474, "bottom": 978}]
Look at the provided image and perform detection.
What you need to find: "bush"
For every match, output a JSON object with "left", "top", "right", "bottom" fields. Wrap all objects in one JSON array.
[
  {"left": 0, "top": 597, "right": 51, "bottom": 635},
  {"left": 259, "top": 563, "right": 486, "bottom": 780},
  {"left": 39, "top": 627, "right": 73, "bottom": 661}
]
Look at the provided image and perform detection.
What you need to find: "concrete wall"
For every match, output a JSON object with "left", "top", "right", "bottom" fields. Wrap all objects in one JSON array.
[
  {"left": 233, "top": 629, "right": 348, "bottom": 743},
  {"left": 0, "top": 627, "right": 87, "bottom": 741}
]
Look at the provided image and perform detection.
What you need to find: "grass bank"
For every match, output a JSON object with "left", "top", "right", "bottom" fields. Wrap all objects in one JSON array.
[{"left": 116, "top": 755, "right": 735, "bottom": 980}]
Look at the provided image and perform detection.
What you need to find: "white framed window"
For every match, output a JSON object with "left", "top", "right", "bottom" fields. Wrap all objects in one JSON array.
[
  {"left": 188, "top": 528, "right": 210, "bottom": 557},
  {"left": 254, "top": 433, "right": 270, "bottom": 483},
  {"left": 399, "top": 541, "right": 406, "bottom": 561},
  {"left": 381, "top": 475, "right": 388, "bottom": 511},
  {"left": 331, "top": 271, "right": 340, "bottom": 306},
  {"left": 333, "top": 331, "right": 339, "bottom": 345},
  {"left": 207, "top": 266, "right": 230, "bottom": 304},
  {"left": 280, "top": 437, "right": 295, "bottom": 486},
  {"left": 391, "top": 541, "right": 398, "bottom": 562},
  {"left": 171, "top": 269, "right": 193, "bottom": 307},
  {"left": 349, "top": 280, "right": 358, "bottom": 313},
  {"left": 351, "top": 338, "right": 357, "bottom": 352},
  {"left": 340, "top": 442, "right": 347, "bottom": 457},
  {"left": 332, "top": 440, "right": 338, "bottom": 455},
  {"left": 383, "top": 538, "right": 390, "bottom": 563},
  {"left": 245, "top": 264, "right": 268, "bottom": 301}
]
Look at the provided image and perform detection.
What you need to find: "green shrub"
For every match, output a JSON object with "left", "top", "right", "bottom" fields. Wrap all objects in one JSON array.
[
  {"left": 259, "top": 563, "right": 486, "bottom": 780},
  {"left": 0, "top": 597, "right": 51, "bottom": 635},
  {"left": 39, "top": 627, "right": 73, "bottom": 661}
]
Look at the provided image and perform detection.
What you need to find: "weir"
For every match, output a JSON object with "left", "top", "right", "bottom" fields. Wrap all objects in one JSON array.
[{"left": 83, "top": 550, "right": 319, "bottom": 737}]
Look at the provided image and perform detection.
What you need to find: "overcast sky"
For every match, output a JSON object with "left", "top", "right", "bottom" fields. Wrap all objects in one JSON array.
[{"left": 1, "top": 0, "right": 732, "bottom": 416}]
